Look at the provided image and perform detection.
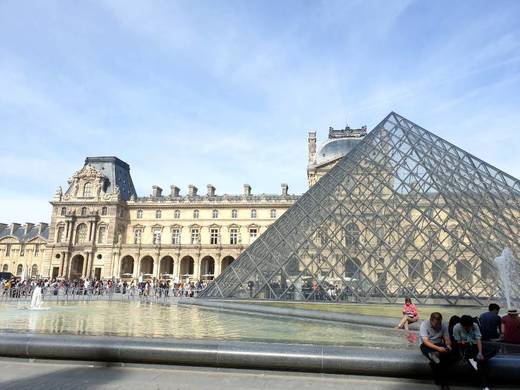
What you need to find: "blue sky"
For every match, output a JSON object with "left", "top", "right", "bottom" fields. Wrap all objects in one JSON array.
[{"left": 1, "top": 0, "right": 520, "bottom": 222}]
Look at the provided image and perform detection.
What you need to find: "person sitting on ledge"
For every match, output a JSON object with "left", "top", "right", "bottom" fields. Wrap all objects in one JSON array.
[
  {"left": 419, "top": 312, "right": 456, "bottom": 390},
  {"left": 452, "top": 315, "right": 492, "bottom": 389},
  {"left": 396, "top": 297, "right": 419, "bottom": 330}
]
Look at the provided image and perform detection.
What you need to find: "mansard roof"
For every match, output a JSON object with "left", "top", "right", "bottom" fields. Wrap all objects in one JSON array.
[
  {"left": 84, "top": 156, "right": 137, "bottom": 201},
  {"left": 0, "top": 223, "right": 49, "bottom": 242}
]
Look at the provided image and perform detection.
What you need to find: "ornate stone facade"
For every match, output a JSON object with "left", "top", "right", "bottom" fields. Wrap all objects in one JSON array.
[{"left": 0, "top": 156, "right": 298, "bottom": 281}]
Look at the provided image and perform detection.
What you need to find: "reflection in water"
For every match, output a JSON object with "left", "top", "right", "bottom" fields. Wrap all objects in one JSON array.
[{"left": 0, "top": 301, "right": 415, "bottom": 350}]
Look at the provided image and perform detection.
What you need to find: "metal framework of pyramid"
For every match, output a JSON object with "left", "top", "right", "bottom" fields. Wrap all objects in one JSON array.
[{"left": 201, "top": 112, "right": 520, "bottom": 305}]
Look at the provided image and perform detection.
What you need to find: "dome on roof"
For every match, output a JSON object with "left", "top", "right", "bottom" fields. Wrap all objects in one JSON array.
[{"left": 315, "top": 138, "right": 363, "bottom": 165}]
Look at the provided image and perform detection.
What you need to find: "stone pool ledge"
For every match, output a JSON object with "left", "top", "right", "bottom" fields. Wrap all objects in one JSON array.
[
  {"left": 0, "top": 332, "right": 519, "bottom": 383},
  {"left": 181, "top": 299, "right": 420, "bottom": 330}
]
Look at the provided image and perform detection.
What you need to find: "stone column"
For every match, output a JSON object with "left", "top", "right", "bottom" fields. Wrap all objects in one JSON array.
[
  {"left": 193, "top": 256, "right": 201, "bottom": 281},
  {"left": 215, "top": 256, "right": 222, "bottom": 278},
  {"left": 87, "top": 252, "right": 94, "bottom": 279},
  {"left": 157, "top": 256, "right": 163, "bottom": 279},
  {"left": 174, "top": 254, "right": 181, "bottom": 281},
  {"left": 133, "top": 254, "right": 139, "bottom": 280},
  {"left": 82, "top": 252, "right": 89, "bottom": 278},
  {"left": 88, "top": 221, "right": 94, "bottom": 242}
]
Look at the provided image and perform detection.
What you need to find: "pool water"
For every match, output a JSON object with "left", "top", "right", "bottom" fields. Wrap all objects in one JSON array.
[{"left": 0, "top": 300, "right": 418, "bottom": 350}]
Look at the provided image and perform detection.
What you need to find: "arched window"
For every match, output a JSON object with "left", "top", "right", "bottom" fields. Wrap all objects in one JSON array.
[
  {"left": 16, "top": 264, "right": 23, "bottom": 276},
  {"left": 212, "top": 209, "right": 219, "bottom": 219},
  {"left": 98, "top": 226, "right": 107, "bottom": 244},
  {"left": 345, "top": 223, "right": 360, "bottom": 247},
  {"left": 31, "top": 264, "right": 38, "bottom": 277},
  {"left": 101, "top": 206, "right": 107, "bottom": 216},
  {"left": 174, "top": 209, "right": 181, "bottom": 219},
  {"left": 231, "top": 209, "right": 238, "bottom": 219},
  {"left": 137, "top": 209, "right": 143, "bottom": 219},
  {"left": 60, "top": 207, "right": 66, "bottom": 216},
  {"left": 75, "top": 223, "right": 88, "bottom": 244},
  {"left": 83, "top": 182, "right": 92, "bottom": 197},
  {"left": 2, "top": 264, "right": 8, "bottom": 272},
  {"left": 250, "top": 209, "right": 257, "bottom": 218},
  {"left": 456, "top": 259, "right": 471, "bottom": 281},
  {"left": 155, "top": 210, "right": 161, "bottom": 219},
  {"left": 56, "top": 226, "right": 65, "bottom": 243},
  {"left": 432, "top": 259, "right": 447, "bottom": 281},
  {"left": 193, "top": 209, "right": 199, "bottom": 219},
  {"left": 408, "top": 259, "right": 423, "bottom": 281},
  {"left": 480, "top": 260, "right": 493, "bottom": 281},
  {"left": 270, "top": 209, "right": 277, "bottom": 218},
  {"left": 345, "top": 257, "right": 361, "bottom": 278},
  {"left": 81, "top": 207, "right": 87, "bottom": 216}
]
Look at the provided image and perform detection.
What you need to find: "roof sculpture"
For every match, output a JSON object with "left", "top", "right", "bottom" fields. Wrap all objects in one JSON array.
[{"left": 200, "top": 112, "right": 520, "bottom": 305}]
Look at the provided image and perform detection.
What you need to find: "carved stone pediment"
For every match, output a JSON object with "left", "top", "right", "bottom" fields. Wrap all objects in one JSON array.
[{"left": 62, "top": 164, "right": 120, "bottom": 201}]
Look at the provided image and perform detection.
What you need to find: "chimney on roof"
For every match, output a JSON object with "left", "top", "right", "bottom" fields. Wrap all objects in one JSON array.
[
  {"left": 38, "top": 223, "right": 48, "bottom": 235},
  {"left": 188, "top": 185, "right": 198, "bottom": 197},
  {"left": 10, "top": 223, "right": 20, "bottom": 235},
  {"left": 170, "top": 185, "right": 180, "bottom": 197},
  {"left": 151, "top": 185, "right": 163, "bottom": 197},
  {"left": 308, "top": 131, "right": 317, "bottom": 164},
  {"left": 243, "top": 184, "right": 251, "bottom": 196},
  {"left": 24, "top": 223, "right": 34, "bottom": 235},
  {"left": 281, "top": 183, "right": 289, "bottom": 196},
  {"left": 207, "top": 184, "right": 216, "bottom": 197}
]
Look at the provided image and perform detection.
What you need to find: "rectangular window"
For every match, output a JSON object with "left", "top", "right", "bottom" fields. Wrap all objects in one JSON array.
[
  {"left": 210, "top": 228, "right": 219, "bottom": 245},
  {"left": 34, "top": 244, "right": 40, "bottom": 257},
  {"left": 57, "top": 227, "right": 65, "bottom": 243},
  {"left": 133, "top": 229, "right": 142, "bottom": 244},
  {"left": 172, "top": 229, "right": 181, "bottom": 245},
  {"left": 98, "top": 227, "right": 106, "bottom": 244},
  {"left": 230, "top": 228, "right": 238, "bottom": 245},
  {"left": 249, "top": 228, "right": 258, "bottom": 243},
  {"left": 153, "top": 229, "right": 161, "bottom": 245},
  {"left": 212, "top": 210, "right": 219, "bottom": 218},
  {"left": 5, "top": 244, "right": 11, "bottom": 257},
  {"left": 20, "top": 245, "right": 25, "bottom": 256},
  {"left": 191, "top": 228, "right": 200, "bottom": 244}
]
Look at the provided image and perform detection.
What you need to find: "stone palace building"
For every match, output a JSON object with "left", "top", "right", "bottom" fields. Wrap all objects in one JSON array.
[{"left": 0, "top": 126, "right": 361, "bottom": 282}]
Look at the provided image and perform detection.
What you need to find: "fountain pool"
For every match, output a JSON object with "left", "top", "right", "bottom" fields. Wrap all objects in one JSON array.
[{"left": 0, "top": 300, "right": 417, "bottom": 350}]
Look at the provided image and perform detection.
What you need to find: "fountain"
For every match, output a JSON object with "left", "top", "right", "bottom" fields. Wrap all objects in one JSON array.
[
  {"left": 494, "top": 247, "right": 519, "bottom": 309},
  {"left": 30, "top": 284, "right": 44, "bottom": 310}
]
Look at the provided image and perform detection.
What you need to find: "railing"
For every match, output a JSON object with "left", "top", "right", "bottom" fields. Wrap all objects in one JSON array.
[{"left": 0, "top": 285, "right": 204, "bottom": 304}]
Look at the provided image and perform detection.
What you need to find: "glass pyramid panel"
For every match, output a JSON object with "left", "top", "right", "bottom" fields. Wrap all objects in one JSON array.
[{"left": 200, "top": 112, "right": 520, "bottom": 305}]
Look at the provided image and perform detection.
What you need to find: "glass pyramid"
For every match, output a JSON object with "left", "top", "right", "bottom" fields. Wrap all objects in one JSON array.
[{"left": 201, "top": 112, "right": 520, "bottom": 305}]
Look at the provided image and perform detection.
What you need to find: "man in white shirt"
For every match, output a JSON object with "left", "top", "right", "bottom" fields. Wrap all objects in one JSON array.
[{"left": 419, "top": 312, "right": 457, "bottom": 390}]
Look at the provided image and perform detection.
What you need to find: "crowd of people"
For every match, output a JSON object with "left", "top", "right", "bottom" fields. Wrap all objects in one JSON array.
[
  {"left": 1, "top": 276, "right": 208, "bottom": 299},
  {"left": 397, "top": 298, "right": 520, "bottom": 390}
]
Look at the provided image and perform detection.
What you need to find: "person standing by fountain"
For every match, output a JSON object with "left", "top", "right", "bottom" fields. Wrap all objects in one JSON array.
[
  {"left": 501, "top": 309, "right": 520, "bottom": 345},
  {"left": 479, "top": 304, "right": 502, "bottom": 341}
]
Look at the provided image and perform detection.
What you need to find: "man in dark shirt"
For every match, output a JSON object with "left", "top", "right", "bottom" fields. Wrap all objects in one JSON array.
[{"left": 479, "top": 303, "right": 501, "bottom": 340}]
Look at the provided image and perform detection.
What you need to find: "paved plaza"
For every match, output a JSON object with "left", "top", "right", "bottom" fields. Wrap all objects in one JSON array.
[{"left": 0, "top": 357, "right": 517, "bottom": 390}]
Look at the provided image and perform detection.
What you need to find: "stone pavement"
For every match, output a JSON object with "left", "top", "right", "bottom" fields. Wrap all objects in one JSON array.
[{"left": 0, "top": 357, "right": 517, "bottom": 390}]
